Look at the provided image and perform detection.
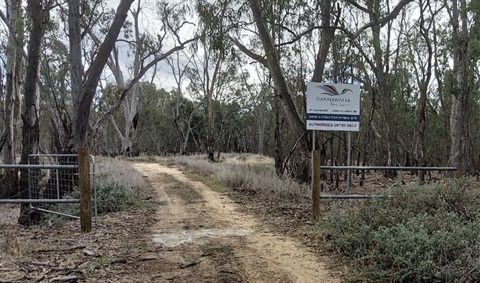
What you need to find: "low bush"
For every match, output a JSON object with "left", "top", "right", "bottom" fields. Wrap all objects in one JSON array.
[
  {"left": 93, "top": 157, "right": 148, "bottom": 213},
  {"left": 94, "top": 177, "right": 135, "bottom": 213},
  {"left": 321, "top": 179, "right": 480, "bottom": 282}
]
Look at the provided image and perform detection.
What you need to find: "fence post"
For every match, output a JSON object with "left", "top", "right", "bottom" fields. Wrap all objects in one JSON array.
[
  {"left": 78, "top": 148, "right": 92, "bottom": 232},
  {"left": 455, "top": 162, "right": 462, "bottom": 179},
  {"left": 312, "top": 150, "right": 320, "bottom": 222}
]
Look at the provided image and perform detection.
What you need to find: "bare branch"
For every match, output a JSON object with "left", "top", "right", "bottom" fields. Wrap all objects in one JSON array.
[
  {"left": 352, "top": 0, "right": 415, "bottom": 38},
  {"left": 0, "top": 9, "right": 28, "bottom": 60},
  {"left": 343, "top": 0, "right": 369, "bottom": 14},
  {"left": 274, "top": 25, "right": 344, "bottom": 47},
  {"left": 92, "top": 36, "right": 199, "bottom": 132},
  {"left": 228, "top": 35, "right": 267, "bottom": 67}
]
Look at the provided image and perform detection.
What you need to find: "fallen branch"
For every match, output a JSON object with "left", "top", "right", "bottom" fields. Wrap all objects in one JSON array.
[
  {"left": 179, "top": 261, "right": 198, "bottom": 269},
  {"left": 19, "top": 261, "right": 56, "bottom": 267},
  {"left": 110, "top": 258, "right": 127, "bottom": 264},
  {"left": 50, "top": 275, "right": 81, "bottom": 282},
  {"left": 35, "top": 246, "right": 86, "bottom": 253}
]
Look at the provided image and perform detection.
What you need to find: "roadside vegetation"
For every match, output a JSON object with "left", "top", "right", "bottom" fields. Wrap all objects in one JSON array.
[
  {"left": 173, "top": 154, "right": 310, "bottom": 202},
  {"left": 94, "top": 157, "right": 152, "bottom": 213},
  {"left": 321, "top": 179, "right": 480, "bottom": 282},
  {"left": 171, "top": 154, "right": 480, "bottom": 283},
  {"left": 49, "top": 157, "right": 152, "bottom": 223}
]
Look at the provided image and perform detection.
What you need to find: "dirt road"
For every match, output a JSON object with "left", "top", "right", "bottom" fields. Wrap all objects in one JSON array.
[{"left": 133, "top": 162, "right": 339, "bottom": 283}]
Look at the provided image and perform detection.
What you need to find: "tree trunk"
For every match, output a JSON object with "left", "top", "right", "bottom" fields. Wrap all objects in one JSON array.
[
  {"left": 173, "top": 87, "right": 187, "bottom": 154},
  {"left": 368, "top": 0, "right": 397, "bottom": 177},
  {"left": 257, "top": 102, "right": 265, "bottom": 155},
  {"left": 448, "top": 0, "right": 469, "bottom": 173},
  {"left": 206, "top": 58, "right": 222, "bottom": 162},
  {"left": 69, "top": 0, "right": 82, "bottom": 149},
  {"left": 248, "top": 0, "right": 310, "bottom": 181},
  {"left": 273, "top": 93, "right": 284, "bottom": 176},
  {"left": 122, "top": 5, "right": 142, "bottom": 156},
  {"left": 172, "top": 57, "right": 199, "bottom": 155},
  {"left": 18, "top": 0, "right": 46, "bottom": 225},
  {"left": 415, "top": 0, "right": 433, "bottom": 183},
  {"left": 312, "top": 0, "right": 334, "bottom": 83},
  {"left": 3, "top": 0, "right": 22, "bottom": 165},
  {"left": 207, "top": 88, "right": 215, "bottom": 161},
  {"left": 73, "top": 0, "right": 135, "bottom": 148},
  {"left": 417, "top": 85, "right": 427, "bottom": 183},
  {"left": 1, "top": 0, "right": 23, "bottom": 199}
]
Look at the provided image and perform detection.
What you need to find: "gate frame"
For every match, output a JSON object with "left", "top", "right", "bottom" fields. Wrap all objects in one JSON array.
[{"left": 0, "top": 148, "right": 96, "bottom": 232}]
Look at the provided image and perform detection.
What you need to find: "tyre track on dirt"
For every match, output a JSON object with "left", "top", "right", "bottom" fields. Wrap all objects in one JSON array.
[{"left": 134, "top": 162, "right": 339, "bottom": 283}]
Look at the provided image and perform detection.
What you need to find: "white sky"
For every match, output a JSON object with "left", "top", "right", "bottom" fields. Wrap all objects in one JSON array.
[{"left": 104, "top": 0, "right": 198, "bottom": 92}]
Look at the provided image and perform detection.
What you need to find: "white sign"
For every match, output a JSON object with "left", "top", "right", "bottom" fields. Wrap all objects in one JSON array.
[{"left": 306, "top": 82, "right": 361, "bottom": 131}]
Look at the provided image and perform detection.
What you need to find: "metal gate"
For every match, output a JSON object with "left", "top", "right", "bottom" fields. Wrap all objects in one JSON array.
[{"left": 0, "top": 154, "right": 97, "bottom": 224}]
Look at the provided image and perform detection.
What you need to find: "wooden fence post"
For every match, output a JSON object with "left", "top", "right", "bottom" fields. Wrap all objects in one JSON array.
[
  {"left": 312, "top": 150, "right": 320, "bottom": 222},
  {"left": 78, "top": 148, "right": 91, "bottom": 232}
]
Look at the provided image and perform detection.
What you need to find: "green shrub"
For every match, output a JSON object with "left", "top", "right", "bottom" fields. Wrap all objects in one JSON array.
[
  {"left": 95, "top": 178, "right": 135, "bottom": 213},
  {"left": 40, "top": 158, "right": 148, "bottom": 225},
  {"left": 322, "top": 179, "right": 480, "bottom": 282}
]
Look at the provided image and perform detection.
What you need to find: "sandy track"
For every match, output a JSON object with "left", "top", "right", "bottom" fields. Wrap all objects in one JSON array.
[{"left": 133, "top": 162, "right": 339, "bottom": 283}]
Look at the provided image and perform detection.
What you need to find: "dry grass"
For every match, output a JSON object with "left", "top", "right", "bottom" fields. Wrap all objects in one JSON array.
[
  {"left": 0, "top": 226, "right": 33, "bottom": 257},
  {"left": 173, "top": 154, "right": 310, "bottom": 202},
  {"left": 96, "top": 157, "right": 149, "bottom": 192}
]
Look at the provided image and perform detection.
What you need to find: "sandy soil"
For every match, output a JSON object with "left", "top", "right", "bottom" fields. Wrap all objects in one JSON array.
[
  {"left": 133, "top": 162, "right": 339, "bottom": 283},
  {"left": 0, "top": 160, "right": 340, "bottom": 282}
]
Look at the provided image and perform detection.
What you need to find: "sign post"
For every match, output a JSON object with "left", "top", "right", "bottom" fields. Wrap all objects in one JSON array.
[{"left": 307, "top": 83, "right": 361, "bottom": 213}]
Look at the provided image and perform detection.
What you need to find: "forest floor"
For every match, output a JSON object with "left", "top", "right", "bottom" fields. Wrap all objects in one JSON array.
[{"left": 0, "top": 158, "right": 342, "bottom": 282}]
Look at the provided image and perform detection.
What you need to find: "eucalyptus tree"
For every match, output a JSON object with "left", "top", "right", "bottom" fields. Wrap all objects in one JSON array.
[
  {"left": 69, "top": 0, "right": 135, "bottom": 149},
  {"left": 41, "top": 32, "right": 72, "bottom": 153},
  {"left": 406, "top": 0, "right": 437, "bottom": 182},
  {"left": 135, "top": 84, "right": 178, "bottom": 154},
  {"left": 196, "top": 0, "right": 340, "bottom": 180},
  {"left": 239, "top": 65, "right": 272, "bottom": 155},
  {"left": 88, "top": 0, "right": 197, "bottom": 156},
  {"left": 340, "top": 0, "right": 414, "bottom": 177},
  {"left": 185, "top": 35, "right": 234, "bottom": 161},
  {"left": 2, "top": 0, "right": 22, "bottom": 166},
  {"left": 98, "top": 82, "right": 178, "bottom": 155},
  {"left": 0, "top": 0, "right": 23, "bottom": 198},
  {"left": 17, "top": 0, "right": 52, "bottom": 224},
  {"left": 12, "top": 0, "right": 136, "bottom": 224},
  {"left": 166, "top": 50, "right": 200, "bottom": 155},
  {"left": 197, "top": 0, "right": 419, "bottom": 181},
  {"left": 212, "top": 71, "right": 251, "bottom": 154},
  {"left": 447, "top": 0, "right": 480, "bottom": 173}
]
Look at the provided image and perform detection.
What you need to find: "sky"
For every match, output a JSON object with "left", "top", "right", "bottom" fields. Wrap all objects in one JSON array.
[{"left": 104, "top": 0, "right": 198, "bottom": 92}]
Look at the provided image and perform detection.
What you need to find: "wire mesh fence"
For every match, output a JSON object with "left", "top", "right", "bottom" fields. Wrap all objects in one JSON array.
[
  {"left": 0, "top": 154, "right": 97, "bottom": 224},
  {"left": 26, "top": 154, "right": 97, "bottom": 222}
]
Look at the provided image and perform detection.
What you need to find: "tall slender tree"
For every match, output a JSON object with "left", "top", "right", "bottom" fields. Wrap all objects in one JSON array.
[
  {"left": 3, "top": 0, "right": 22, "bottom": 165},
  {"left": 73, "top": 0, "right": 135, "bottom": 149},
  {"left": 448, "top": 0, "right": 469, "bottom": 173},
  {"left": 18, "top": 0, "right": 50, "bottom": 225},
  {"left": 1, "top": 0, "right": 23, "bottom": 199},
  {"left": 89, "top": 1, "right": 197, "bottom": 155}
]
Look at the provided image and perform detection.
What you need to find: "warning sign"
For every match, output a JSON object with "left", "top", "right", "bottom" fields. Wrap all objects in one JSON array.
[{"left": 306, "top": 83, "right": 361, "bottom": 132}]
